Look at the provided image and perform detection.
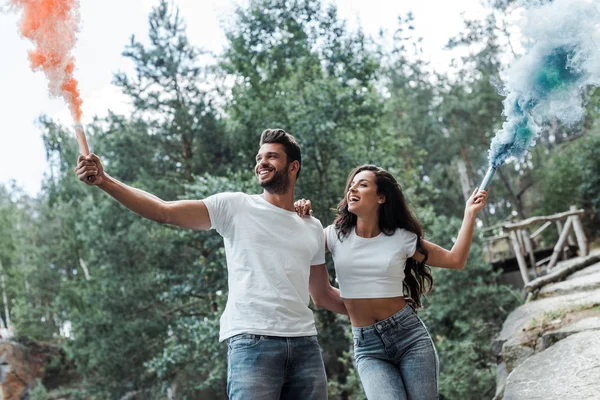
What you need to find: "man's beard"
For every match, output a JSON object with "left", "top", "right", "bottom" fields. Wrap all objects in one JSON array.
[{"left": 259, "top": 165, "right": 290, "bottom": 194}]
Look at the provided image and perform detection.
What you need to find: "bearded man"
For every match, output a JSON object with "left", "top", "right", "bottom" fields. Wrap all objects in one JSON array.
[{"left": 76, "top": 128, "right": 346, "bottom": 400}]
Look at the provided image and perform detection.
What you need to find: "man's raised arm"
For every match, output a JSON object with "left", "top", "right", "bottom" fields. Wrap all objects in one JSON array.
[{"left": 76, "top": 154, "right": 211, "bottom": 231}]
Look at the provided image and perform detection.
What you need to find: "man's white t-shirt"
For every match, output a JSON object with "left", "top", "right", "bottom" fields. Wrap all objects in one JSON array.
[{"left": 203, "top": 192, "right": 326, "bottom": 342}]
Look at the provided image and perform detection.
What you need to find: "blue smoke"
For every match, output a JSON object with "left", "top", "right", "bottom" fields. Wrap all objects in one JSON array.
[{"left": 487, "top": 0, "right": 600, "bottom": 169}]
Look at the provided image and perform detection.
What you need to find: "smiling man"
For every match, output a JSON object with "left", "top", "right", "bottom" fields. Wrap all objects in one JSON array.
[{"left": 75, "top": 128, "right": 346, "bottom": 400}]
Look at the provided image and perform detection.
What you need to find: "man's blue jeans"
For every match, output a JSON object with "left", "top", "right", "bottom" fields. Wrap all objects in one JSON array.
[
  {"left": 352, "top": 304, "right": 439, "bottom": 400},
  {"left": 227, "top": 334, "right": 328, "bottom": 400}
]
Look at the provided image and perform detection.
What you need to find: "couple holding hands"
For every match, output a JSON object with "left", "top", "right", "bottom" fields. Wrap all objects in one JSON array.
[{"left": 76, "top": 129, "right": 487, "bottom": 400}]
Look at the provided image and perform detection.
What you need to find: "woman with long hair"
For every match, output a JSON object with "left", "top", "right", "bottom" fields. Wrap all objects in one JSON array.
[{"left": 298, "top": 165, "right": 487, "bottom": 400}]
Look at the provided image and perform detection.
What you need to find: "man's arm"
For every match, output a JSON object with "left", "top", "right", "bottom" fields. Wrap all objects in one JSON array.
[
  {"left": 309, "top": 264, "right": 347, "bottom": 315},
  {"left": 76, "top": 154, "right": 211, "bottom": 230}
]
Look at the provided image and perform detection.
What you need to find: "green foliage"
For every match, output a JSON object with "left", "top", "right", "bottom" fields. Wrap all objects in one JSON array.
[
  {"left": 537, "top": 129, "right": 600, "bottom": 235},
  {"left": 113, "top": 0, "right": 229, "bottom": 183},
  {"left": 30, "top": 379, "right": 49, "bottom": 400}
]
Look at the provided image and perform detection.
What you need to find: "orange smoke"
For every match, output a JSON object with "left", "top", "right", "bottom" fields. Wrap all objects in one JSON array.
[{"left": 11, "top": 0, "right": 83, "bottom": 122}]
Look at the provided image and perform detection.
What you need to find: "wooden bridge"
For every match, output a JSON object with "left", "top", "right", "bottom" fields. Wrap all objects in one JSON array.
[{"left": 483, "top": 206, "right": 589, "bottom": 286}]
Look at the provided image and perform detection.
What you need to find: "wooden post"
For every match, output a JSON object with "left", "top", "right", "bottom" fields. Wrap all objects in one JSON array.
[
  {"left": 570, "top": 206, "right": 588, "bottom": 256},
  {"left": 509, "top": 231, "right": 530, "bottom": 284},
  {"left": 555, "top": 221, "right": 568, "bottom": 260},
  {"left": 567, "top": 230, "right": 577, "bottom": 247},
  {"left": 515, "top": 229, "right": 525, "bottom": 252},
  {"left": 521, "top": 230, "right": 536, "bottom": 270},
  {"left": 547, "top": 217, "right": 574, "bottom": 270},
  {"left": 530, "top": 221, "right": 552, "bottom": 239}
]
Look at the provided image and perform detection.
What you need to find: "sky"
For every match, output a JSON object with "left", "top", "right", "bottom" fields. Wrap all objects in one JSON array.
[{"left": 0, "top": 0, "right": 489, "bottom": 196}]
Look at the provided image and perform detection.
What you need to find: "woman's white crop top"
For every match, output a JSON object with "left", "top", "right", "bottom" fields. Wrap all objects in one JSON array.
[{"left": 325, "top": 225, "right": 418, "bottom": 299}]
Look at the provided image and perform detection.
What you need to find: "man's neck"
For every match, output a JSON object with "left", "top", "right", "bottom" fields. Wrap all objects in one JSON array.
[{"left": 261, "top": 189, "right": 296, "bottom": 212}]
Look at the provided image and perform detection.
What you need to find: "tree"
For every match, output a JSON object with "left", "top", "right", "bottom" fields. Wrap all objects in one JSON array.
[
  {"left": 537, "top": 128, "right": 600, "bottom": 236},
  {"left": 113, "top": 0, "right": 229, "bottom": 186}
]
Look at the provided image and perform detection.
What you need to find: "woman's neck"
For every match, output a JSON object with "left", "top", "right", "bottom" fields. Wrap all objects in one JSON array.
[{"left": 355, "top": 214, "right": 380, "bottom": 238}]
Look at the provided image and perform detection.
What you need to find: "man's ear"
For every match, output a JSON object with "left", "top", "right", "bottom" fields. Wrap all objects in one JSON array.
[{"left": 290, "top": 160, "right": 300, "bottom": 176}]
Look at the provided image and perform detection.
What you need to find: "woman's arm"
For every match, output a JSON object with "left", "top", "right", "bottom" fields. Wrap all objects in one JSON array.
[{"left": 412, "top": 189, "right": 487, "bottom": 269}]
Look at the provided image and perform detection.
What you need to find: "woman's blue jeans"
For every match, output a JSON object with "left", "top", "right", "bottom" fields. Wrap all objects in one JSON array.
[{"left": 352, "top": 304, "right": 439, "bottom": 400}]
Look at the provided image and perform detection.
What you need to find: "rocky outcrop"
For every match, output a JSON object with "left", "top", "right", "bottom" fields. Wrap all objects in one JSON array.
[
  {"left": 0, "top": 341, "right": 43, "bottom": 400},
  {"left": 493, "top": 252, "right": 600, "bottom": 400},
  {"left": 503, "top": 331, "right": 600, "bottom": 400},
  {"left": 538, "top": 270, "right": 600, "bottom": 298},
  {"left": 491, "top": 289, "right": 600, "bottom": 356},
  {"left": 537, "top": 316, "right": 600, "bottom": 351},
  {"left": 0, "top": 340, "right": 70, "bottom": 400}
]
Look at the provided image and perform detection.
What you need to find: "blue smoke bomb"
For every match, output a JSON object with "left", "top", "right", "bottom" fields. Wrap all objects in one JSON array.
[{"left": 478, "top": 0, "right": 600, "bottom": 191}]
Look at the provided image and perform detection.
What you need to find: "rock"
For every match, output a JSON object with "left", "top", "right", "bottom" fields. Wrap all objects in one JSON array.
[
  {"left": 494, "top": 362, "right": 507, "bottom": 400},
  {"left": 568, "top": 261, "right": 600, "bottom": 280},
  {"left": 0, "top": 341, "right": 40, "bottom": 400},
  {"left": 538, "top": 316, "right": 600, "bottom": 351},
  {"left": 539, "top": 270, "right": 600, "bottom": 298},
  {"left": 503, "top": 331, "right": 600, "bottom": 400},
  {"left": 492, "top": 288, "right": 600, "bottom": 355},
  {"left": 502, "top": 336, "right": 535, "bottom": 373},
  {"left": 0, "top": 340, "right": 67, "bottom": 400}
]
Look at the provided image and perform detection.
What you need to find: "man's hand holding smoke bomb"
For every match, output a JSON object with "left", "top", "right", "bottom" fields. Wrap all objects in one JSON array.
[{"left": 76, "top": 154, "right": 105, "bottom": 186}]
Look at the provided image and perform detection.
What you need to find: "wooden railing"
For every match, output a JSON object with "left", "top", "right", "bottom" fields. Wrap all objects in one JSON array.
[{"left": 485, "top": 206, "right": 589, "bottom": 284}]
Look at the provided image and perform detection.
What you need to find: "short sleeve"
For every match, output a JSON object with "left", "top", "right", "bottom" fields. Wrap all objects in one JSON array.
[
  {"left": 310, "top": 220, "right": 326, "bottom": 266},
  {"left": 325, "top": 225, "right": 338, "bottom": 254},
  {"left": 202, "top": 192, "right": 242, "bottom": 238},
  {"left": 404, "top": 230, "right": 418, "bottom": 258}
]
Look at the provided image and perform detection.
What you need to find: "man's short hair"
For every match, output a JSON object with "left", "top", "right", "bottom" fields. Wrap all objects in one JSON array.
[{"left": 259, "top": 129, "right": 302, "bottom": 180}]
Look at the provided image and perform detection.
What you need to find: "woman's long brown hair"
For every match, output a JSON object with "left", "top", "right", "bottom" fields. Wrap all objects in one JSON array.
[{"left": 333, "top": 165, "right": 433, "bottom": 307}]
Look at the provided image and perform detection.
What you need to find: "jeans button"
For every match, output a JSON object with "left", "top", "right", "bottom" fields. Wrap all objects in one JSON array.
[{"left": 377, "top": 324, "right": 383, "bottom": 329}]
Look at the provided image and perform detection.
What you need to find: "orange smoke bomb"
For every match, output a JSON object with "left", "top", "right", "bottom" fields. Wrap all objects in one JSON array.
[
  {"left": 11, "top": 0, "right": 85, "bottom": 124},
  {"left": 74, "top": 123, "right": 89, "bottom": 156},
  {"left": 74, "top": 124, "right": 95, "bottom": 182}
]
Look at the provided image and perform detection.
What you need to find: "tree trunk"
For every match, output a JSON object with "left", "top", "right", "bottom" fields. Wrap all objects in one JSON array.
[
  {"left": 0, "top": 260, "right": 10, "bottom": 331},
  {"left": 497, "top": 167, "right": 527, "bottom": 219},
  {"left": 456, "top": 158, "right": 472, "bottom": 202},
  {"left": 458, "top": 149, "right": 490, "bottom": 226}
]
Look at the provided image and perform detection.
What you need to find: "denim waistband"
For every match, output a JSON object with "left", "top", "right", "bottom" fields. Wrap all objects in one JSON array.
[{"left": 351, "top": 303, "right": 415, "bottom": 337}]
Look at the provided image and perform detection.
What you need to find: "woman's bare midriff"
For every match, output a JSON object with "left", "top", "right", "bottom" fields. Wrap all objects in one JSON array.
[{"left": 343, "top": 296, "right": 408, "bottom": 327}]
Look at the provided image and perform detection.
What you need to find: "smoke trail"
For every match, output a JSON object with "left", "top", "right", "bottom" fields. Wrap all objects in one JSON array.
[
  {"left": 9, "top": 0, "right": 83, "bottom": 122},
  {"left": 488, "top": 0, "right": 600, "bottom": 168}
]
